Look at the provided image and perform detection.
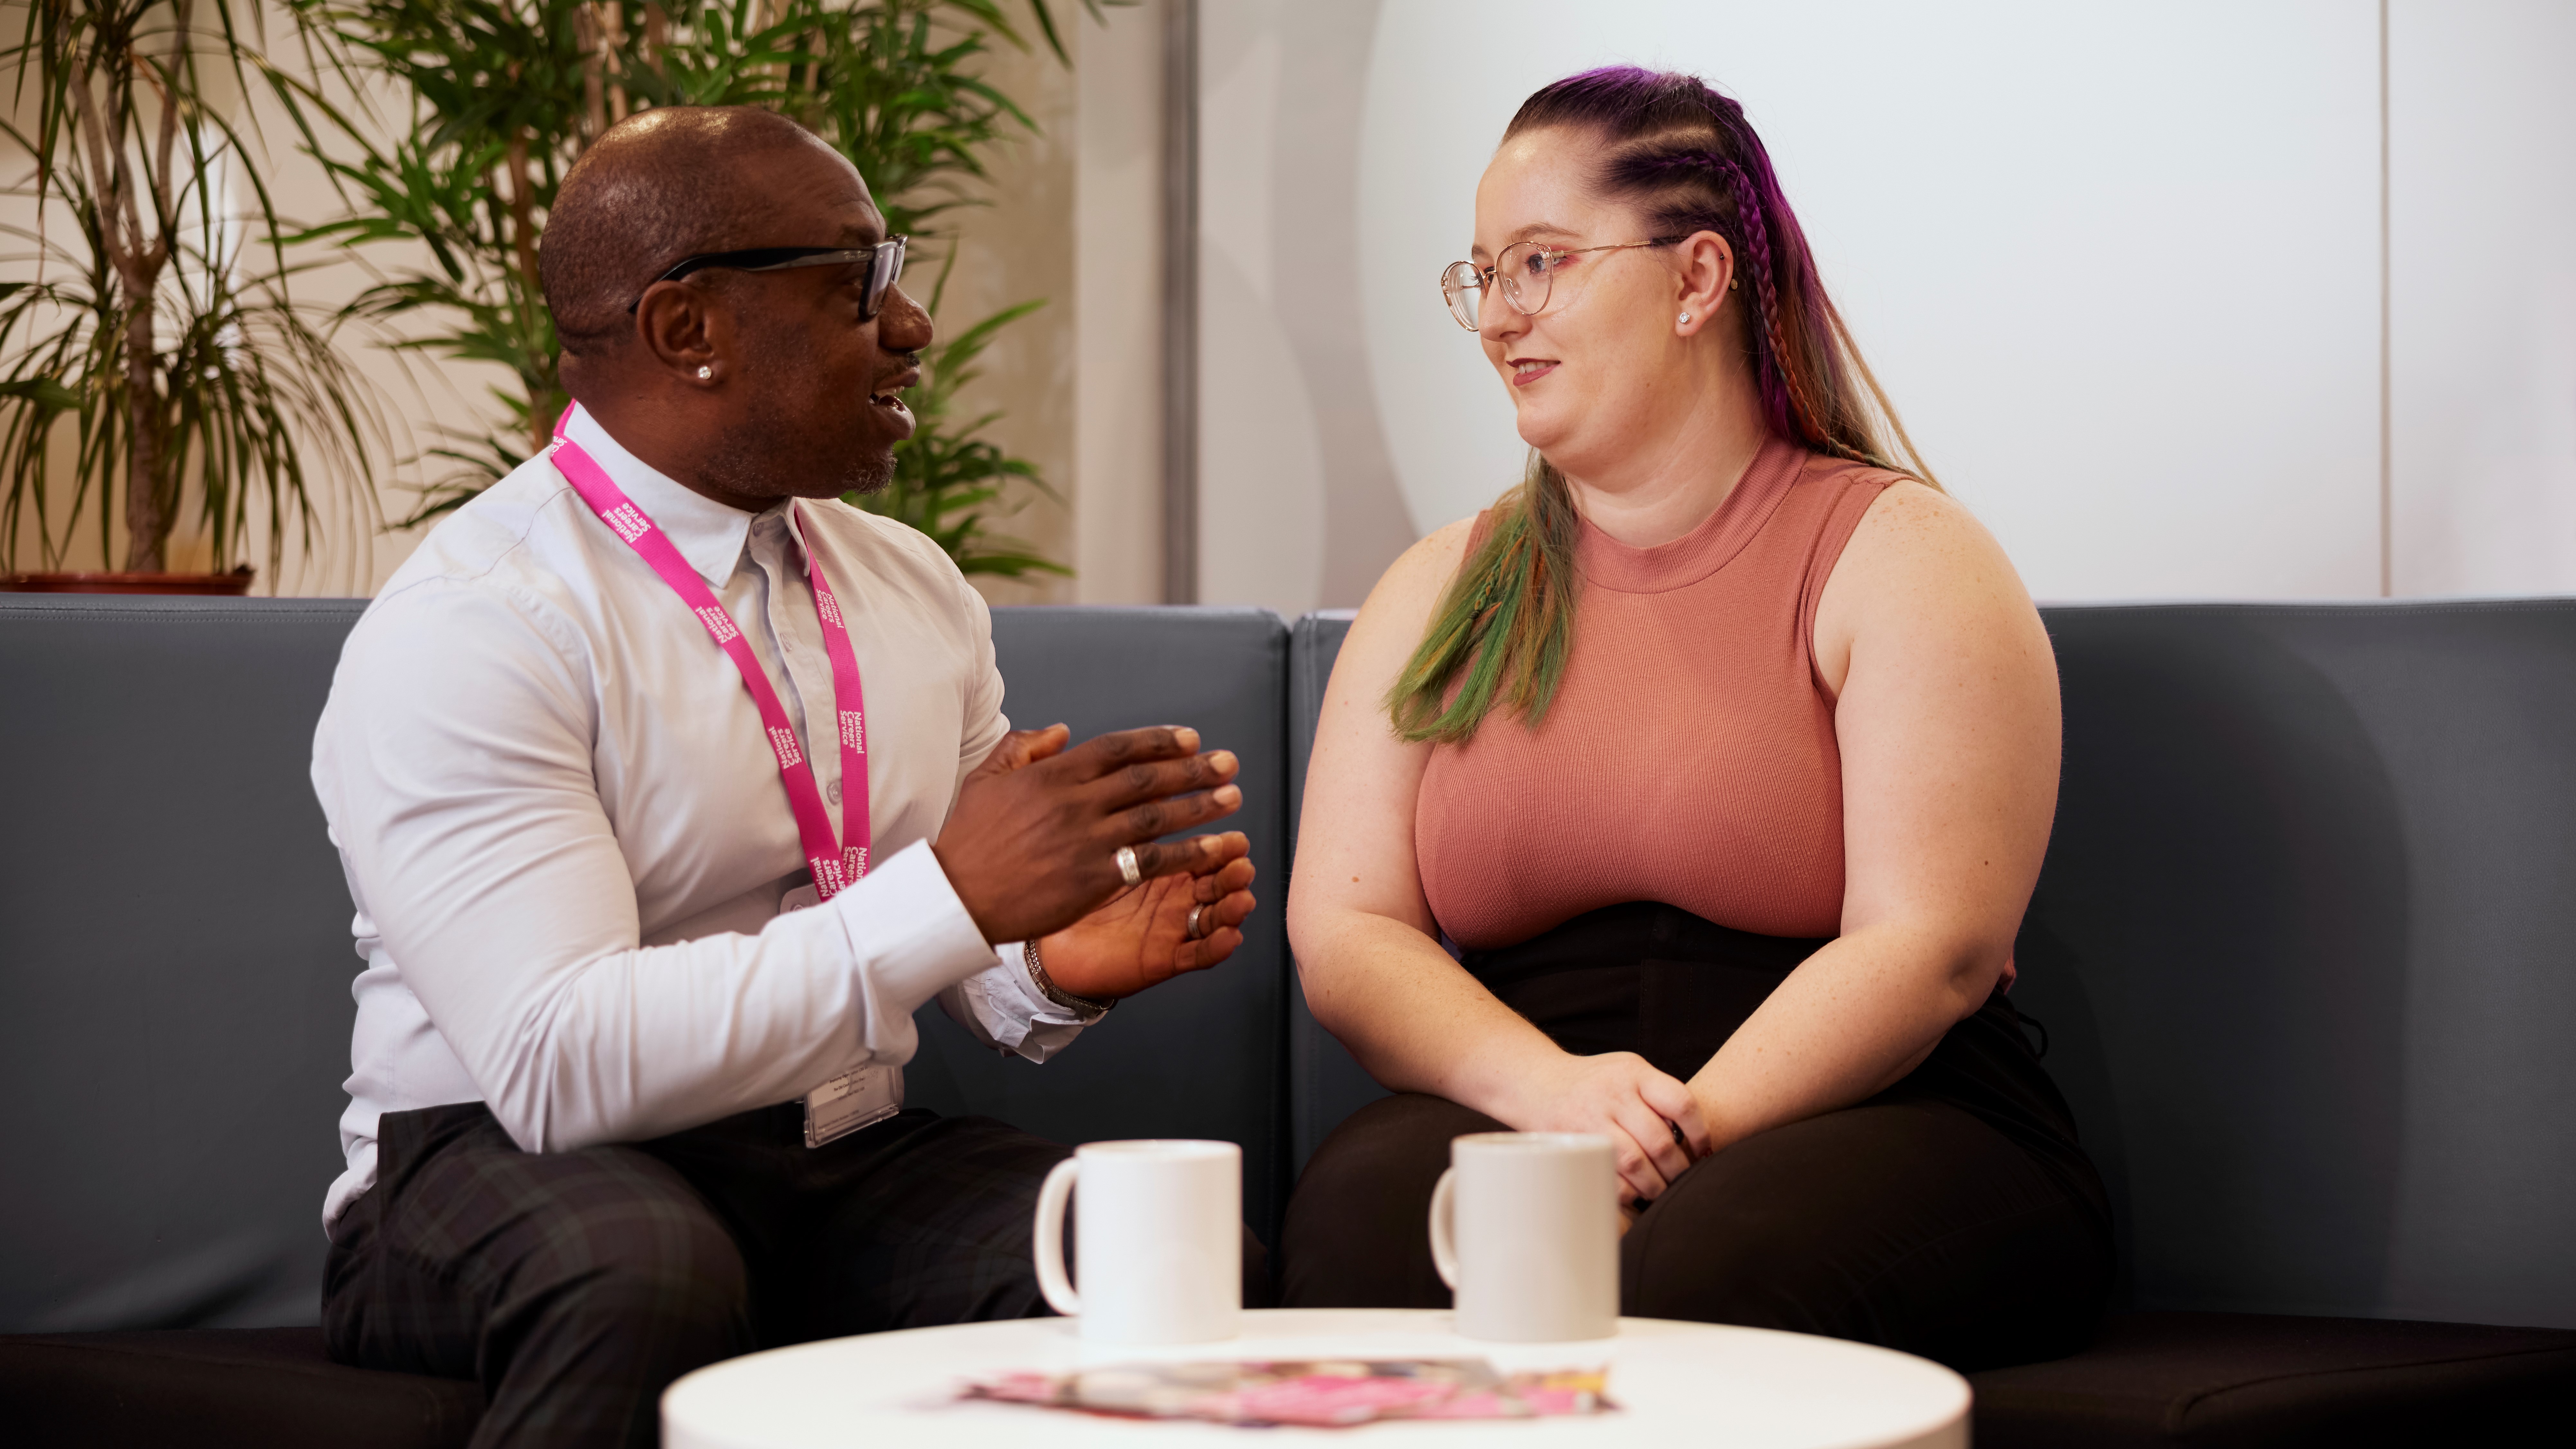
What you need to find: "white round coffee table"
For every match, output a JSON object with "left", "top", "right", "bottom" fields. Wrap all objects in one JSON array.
[{"left": 663, "top": 1308, "right": 1968, "bottom": 1447}]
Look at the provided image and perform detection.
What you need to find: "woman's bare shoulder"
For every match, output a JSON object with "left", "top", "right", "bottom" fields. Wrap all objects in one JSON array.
[
  {"left": 1841, "top": 479, "right": 2019, "bottom": 596},
  {"left": 1355, "top": 514, "right": 1481, "bottom": 633},
  {"left": 1320, "top": 515, "right": 1480, "bottom": 715},
  {"left": 1816, "top": 478, "right": 2040, "bottom": 694},
  {"left": 1383, "top": 514, "right": 1482, "bottom": 596}
]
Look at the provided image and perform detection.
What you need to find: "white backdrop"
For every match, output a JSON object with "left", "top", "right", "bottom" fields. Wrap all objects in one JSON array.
[
  {"left": 2389, "top": 0, "right": 2576, "bottom": 597},
  {"left": 1194, "top": 0, "right": 2576, "bottom": 609},
  {"left": 1356, "top": 0, "right": 2382, "bottom": 602}
]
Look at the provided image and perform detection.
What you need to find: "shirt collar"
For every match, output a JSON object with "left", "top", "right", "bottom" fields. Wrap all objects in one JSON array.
[
  {"left": 780, "top": 496, "right": 817, "bottom": 573},
  {"left": 559, "top": 403, "right": 758, "bottom": 588}
]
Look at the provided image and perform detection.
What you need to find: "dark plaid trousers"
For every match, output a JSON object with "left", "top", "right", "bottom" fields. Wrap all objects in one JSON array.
[{"left": 323, "top": 1101, "right": 1077, "bottom": 1449}]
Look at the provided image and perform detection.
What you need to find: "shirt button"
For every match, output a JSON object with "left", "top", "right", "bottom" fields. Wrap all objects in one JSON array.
[{"left": 827, "top": 780, "right": 842, "bottom": 804}]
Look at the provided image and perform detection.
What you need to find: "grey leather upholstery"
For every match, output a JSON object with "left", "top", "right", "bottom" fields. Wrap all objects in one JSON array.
[
  {"left": 0, "top": 597, "right": 1295, "bottom": 1335},
  {"left": 10, "top": 590, "right": 2575, "bottom": 1447},
  {"left": 1283, "top": 601, "right": 2576, "bottom": 1330},
  {"left": 1284, "top": 612, "right": 1388, "bottom": 1173},
  {"left": 906, "top": 606, "right": 1293, "bottom": 1246},
  {"left": 2014, "top": 602, "right": 2576, "bottom": 1330},
  {"left": 0, "top": 597, "right": 371, "bottom": 1335}
]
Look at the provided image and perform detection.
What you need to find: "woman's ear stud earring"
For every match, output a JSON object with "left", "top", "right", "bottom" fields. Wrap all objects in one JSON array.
[
  {"left": 697, "top": 365, "right": 712, "bottom": 380},
  {"left": 1679, "top": 312, "right": 1691, "bottom": 325}
]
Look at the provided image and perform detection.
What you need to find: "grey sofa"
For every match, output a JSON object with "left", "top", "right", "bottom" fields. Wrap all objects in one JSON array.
[{"left": 4, "top": 593, "right": 2573, "bottom": 1446}]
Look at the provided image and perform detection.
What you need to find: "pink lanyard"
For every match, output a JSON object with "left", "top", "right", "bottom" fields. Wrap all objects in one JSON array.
[{"left": 548, "top": 409, "right": 871, "bottom": 899}]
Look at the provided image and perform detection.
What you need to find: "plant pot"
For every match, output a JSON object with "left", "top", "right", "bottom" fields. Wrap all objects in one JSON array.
[{"left": 2, "top": 567, "right": 255, "bottom": 596}]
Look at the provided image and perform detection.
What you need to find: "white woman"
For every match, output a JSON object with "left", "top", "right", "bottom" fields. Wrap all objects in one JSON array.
[{"left": 1281, "top": 67, "right": 2111, "bottom": 1370}]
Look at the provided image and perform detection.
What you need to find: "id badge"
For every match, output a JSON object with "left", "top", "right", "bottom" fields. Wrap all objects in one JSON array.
[{"left": 804, "top": 1063, "right": 902, "bottom": 1147}]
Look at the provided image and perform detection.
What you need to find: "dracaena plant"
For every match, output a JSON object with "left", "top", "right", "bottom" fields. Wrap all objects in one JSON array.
[
  {"left": 283, "top": 0, "right": 1086, "bottom": 578},
  {"left": 0, "top": 0, "right": 384, "bottom": 581}
]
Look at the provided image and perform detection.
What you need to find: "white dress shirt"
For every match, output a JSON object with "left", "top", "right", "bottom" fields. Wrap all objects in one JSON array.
[{"left": 311, "top": 404, "right": 1095, "bottom": 1232}]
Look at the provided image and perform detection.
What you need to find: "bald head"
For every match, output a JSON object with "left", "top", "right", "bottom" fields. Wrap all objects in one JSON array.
[{"left": 540, "top": 106, "right": 859, "bottom": 356}]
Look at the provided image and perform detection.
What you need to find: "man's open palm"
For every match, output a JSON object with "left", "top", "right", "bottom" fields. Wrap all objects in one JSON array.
[{"left": 1041, "top": 836, "right": 1257, "bottom": 1001}]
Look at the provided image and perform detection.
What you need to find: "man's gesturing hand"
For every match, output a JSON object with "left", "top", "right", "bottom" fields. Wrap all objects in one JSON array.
[
  {"left": 932, "top": 723, "right": 1244, "bottom": 946},
  {"left": 1040, "top": 838, "right": 1256, "bottom": 1001}
]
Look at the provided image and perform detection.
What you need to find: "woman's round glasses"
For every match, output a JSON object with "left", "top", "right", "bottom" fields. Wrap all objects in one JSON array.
[{"left": 1440, "top": 237, "right": 1679, "bottom": 330}]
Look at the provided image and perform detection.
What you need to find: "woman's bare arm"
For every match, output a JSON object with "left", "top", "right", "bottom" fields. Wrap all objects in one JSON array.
[
  {"left": 1288, "top": 519, "right": 1706, "bottom": 1201},
  {"left": 1685, "top": 481, "right": 2061, "bottom": 1148}
]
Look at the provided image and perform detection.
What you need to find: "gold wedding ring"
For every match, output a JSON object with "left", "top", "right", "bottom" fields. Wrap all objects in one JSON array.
[{"left": 1115, "top": 844, "right": 1142, "bottom": 888}]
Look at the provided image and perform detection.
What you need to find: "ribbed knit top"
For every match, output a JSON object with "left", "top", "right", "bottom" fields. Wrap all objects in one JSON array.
[{"left": 1415, "top": 437, "right": 1896, "bottom": 950}]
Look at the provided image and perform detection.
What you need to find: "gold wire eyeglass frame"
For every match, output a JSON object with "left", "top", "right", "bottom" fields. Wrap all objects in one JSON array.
[{"left": 1439, "top": 236, "right": 1681, "bottom": 330}]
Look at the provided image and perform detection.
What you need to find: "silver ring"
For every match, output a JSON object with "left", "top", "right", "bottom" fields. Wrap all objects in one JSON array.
[
  {"left": 1186, "top": 903, "right": 1207, "bottom": 941},
  {"left": 1115, "top": 844, "right": 1142, "bottom": 888}
]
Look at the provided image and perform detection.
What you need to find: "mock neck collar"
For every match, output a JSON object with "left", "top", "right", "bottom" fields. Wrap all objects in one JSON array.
[
  {"left": 559, "top": 403, "right": 763, "bottom": 588},
  {"left": 1574, "top": 434, "right": 1808, "bottom": 594}
]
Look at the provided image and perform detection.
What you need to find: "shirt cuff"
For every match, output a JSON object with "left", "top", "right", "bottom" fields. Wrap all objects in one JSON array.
[
  {"left": 939, "top": 944, "right": 1101, "bottom": 1062},
  {"left": 998, "top": 942, "right": 1110, "bottom": 1026},
  {"left": 825, "top": 839, "right": 1001, "bottom": 1020}
]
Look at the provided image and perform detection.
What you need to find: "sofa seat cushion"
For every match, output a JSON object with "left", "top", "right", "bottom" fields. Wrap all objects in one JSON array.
[
  {"left": 1969, "top": 1310, "right": 2576, "bottom": 1447},
  {"left": 0, "top": 1327, "right": 482, "bottom": 1449}
]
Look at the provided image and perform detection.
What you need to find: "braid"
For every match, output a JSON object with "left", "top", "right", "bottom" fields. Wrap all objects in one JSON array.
[
  {"left": 1707, "top": 154, "right": 1830, "bottom": 450},
  {"left": 1628, "top": 145, "right": 1844, "bottom": 458},
  {"left": 1388, "top": 64, "right": 1935, "bottom": 747}
]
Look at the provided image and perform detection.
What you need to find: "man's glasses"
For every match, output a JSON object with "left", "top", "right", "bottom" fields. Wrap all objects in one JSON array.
[
  {"left": 627, "top": 235, "right": 908, "bottom": 318},
  {"left": 1439, "top": 237, "right": 1679, "bottom": 330}
]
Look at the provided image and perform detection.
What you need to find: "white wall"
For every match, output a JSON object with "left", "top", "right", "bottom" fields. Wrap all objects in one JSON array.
[
  {"left": 2389, "top": 0, "right": 2576, "bottom": 597},
  {"left": 1196, "top": 0, "right": 2576, "bottom": 609},
  {"left": 1071, "top": 0, "right": 1170, "bottom": 604},
  {"left": 1194, "top": 0, "right": 1418, "bottom": 615}
]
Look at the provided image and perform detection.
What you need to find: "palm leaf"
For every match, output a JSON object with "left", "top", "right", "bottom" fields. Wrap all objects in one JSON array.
[{"left": 275, "top": 0, "right": 1101, "bottom": 577}]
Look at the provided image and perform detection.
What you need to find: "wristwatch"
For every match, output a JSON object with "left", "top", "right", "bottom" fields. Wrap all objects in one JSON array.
[{"left": 1023, "top": 940, "right": 1113, "bottom": 1016}]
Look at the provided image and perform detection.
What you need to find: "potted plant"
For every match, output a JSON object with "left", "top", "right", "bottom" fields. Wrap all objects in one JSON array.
[
  {"left": 285, "top": 0, "right": 1077, "bottom": 578},
  {"left": 1, "top": 0, "right": 385, "bottom": 594}
]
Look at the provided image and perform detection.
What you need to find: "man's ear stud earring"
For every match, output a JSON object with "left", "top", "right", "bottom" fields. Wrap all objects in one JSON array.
[{"left": 698, "top": 365, "right": 712, "bottom": 380}]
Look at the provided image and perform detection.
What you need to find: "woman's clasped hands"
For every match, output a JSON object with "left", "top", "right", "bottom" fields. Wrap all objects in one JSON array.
[{"left": 1500, "top": 1050, "right": 1713, "bottom": 1216}]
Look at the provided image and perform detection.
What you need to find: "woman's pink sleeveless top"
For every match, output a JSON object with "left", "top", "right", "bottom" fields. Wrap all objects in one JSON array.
[{"left": 1415, "top": 437, "right": 1896, "bottom": 950}]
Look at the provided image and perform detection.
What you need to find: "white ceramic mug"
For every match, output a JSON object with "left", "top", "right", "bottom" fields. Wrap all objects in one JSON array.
[
  {"left": 1428, "top": 1131, "right": 1620, "bottom": 1342},
  {"left": 1033, "top": 1139, "right": 1241, "bottom": 1344}
]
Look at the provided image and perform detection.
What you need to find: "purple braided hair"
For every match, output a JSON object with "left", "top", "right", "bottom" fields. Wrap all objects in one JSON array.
[
  {"left": 1505, "top": 66, "right": 1896, "bottom": 469},
  {"left": 1384, "top": 66, "right": 1934, "bottom": 744},
  {"left": 1625, "top": 149, "right": 1829, "bottom": 451}
]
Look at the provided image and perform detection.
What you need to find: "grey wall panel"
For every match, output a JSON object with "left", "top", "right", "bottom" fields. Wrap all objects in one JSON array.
[
  {"left": 906, "top": 606, "right": 1294, "bottom": 1244},
  {"left": 0, "top": 597, "right": 369, "bottom": 1333}
]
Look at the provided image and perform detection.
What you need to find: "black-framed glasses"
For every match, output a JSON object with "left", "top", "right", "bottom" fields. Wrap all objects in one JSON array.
[
  {"left": 1440, "top": 236, "right": 1680, "bottom": 329},
  {"left": 626, "top": 235, "right": 907, "bottom": 317}
]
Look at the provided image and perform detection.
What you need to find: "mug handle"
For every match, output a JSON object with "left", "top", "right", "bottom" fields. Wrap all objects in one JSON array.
[
  {"left": 1426, "top": 1166, "right": 1461, "bottom": 1290},
  {"left": 1032, "top": 1156, "right": 1082, "bottom": 1316}
]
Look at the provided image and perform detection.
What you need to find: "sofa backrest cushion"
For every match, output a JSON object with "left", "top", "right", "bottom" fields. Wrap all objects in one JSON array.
[
  {"left": 0, "top": 597, "right": 369, "bottom": 1334},
  {"left": 0, "top": 598, "right": 1296, "bottom": 1331},
  {"left": 1284, "top": 614, "right": 1389, "bottom": 1175},
  {"left": 903, "top": 606, "right": 1293, "bottom": 1246},
  {"left": 2017, "top": 601, "right": 2576, "bottom": 1330},
  {"left": 1283, "top": 602, "right": 2576, "bottom": 1331}
]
